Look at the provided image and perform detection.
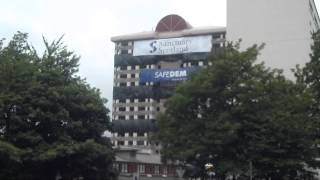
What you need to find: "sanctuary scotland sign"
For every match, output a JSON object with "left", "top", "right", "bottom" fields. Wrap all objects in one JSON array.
[{"left": 133, "top": 35, "right": 212, "bottom": 56}]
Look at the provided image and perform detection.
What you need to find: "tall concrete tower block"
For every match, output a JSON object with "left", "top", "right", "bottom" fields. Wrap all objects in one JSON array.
[{"left": 227, "top": 0, "right": 320, "bottom": 78}]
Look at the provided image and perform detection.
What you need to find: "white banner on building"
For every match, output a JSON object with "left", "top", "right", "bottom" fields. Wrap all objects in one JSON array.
[{"left": 133, "top": 35, "right": 212, "bottom": 56}]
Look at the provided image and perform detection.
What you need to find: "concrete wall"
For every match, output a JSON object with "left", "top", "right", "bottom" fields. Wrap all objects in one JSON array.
[{"left": 227, "top": 0, "right": 319, "bottom": 78}]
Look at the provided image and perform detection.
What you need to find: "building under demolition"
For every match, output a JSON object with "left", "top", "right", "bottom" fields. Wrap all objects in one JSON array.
[{"left": 110, "top": 14, "right": 226, "bottom": 179}]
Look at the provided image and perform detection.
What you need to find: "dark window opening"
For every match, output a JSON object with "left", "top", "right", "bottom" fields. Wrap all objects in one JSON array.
[
  {"left": 120, "top": 74, "right": 127, "bottom": 78},
  {"left": 137, "top": 141, "right": 144, "bottom": 145},
  {"left": 118, "top": 141, "right": 124, "bottom": 145},
  {"left": 121, "top": 50, "right": 128, "bottom": 54},
  {"left": 138, "top": 106, "right": 145, "bottom": 111},
  {"left": 191, "top": 61, "right": 197, "bottom": 66},
  {"left": 121, "top": 41, "right": 128, "bottom": 46}
]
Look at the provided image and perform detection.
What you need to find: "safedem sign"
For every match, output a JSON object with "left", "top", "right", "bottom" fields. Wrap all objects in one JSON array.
[
  {"left": 139, "top": 68, "right": 196, "bottom": 83},
  {"left": 133, "top": 35, "right": 212, "bottom": 56}
]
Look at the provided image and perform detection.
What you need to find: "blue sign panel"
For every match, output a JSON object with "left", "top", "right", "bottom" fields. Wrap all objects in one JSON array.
[{"left": 139, "top": 67, "right": 196, "bottom": 83}]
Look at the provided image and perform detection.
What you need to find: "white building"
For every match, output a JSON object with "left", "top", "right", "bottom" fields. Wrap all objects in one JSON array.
[{"left": 227, "top": 0, "right": 320, "bottom": 78}]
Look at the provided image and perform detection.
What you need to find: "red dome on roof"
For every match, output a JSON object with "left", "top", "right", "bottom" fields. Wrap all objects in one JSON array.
[{"left": 155, "top": 14, "right": 192, "bottom": 32}]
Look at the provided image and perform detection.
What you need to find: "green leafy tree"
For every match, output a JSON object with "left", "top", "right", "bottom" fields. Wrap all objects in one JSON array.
[
  {"left": 155, "top": 44, "right": 318, "bottom": 179},
  {"left": 0, "top": 32, "right": 116, "bottom": 180},
  {"left": 299, "top": 30, "right": 320, "bottom": 176}
]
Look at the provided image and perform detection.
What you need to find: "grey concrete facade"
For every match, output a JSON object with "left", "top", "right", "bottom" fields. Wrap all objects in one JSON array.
[{"left": 227, "top": 0, "right": 320, "bottom": 79}]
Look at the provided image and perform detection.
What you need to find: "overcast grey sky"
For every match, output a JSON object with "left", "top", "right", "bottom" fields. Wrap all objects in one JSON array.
[{"left": 0, "top": 0, "right": 319, "bottom": 109}]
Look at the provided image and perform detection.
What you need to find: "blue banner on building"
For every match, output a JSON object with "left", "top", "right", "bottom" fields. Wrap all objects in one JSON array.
[{"left": 139, "top": 67, "right": 196, "bottom": 83}]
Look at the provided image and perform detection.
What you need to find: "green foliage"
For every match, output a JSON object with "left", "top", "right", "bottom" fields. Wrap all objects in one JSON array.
[
  {"left": 0, "top": 32, "right": 115, "bottom": 180},
  {"left": 155, "top": 43, "right": 318, "bottom": 179}
]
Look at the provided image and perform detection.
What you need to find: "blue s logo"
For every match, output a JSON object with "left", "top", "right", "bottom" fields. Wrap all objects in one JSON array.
[{"left": 149, "top": 41, "right": 157, "bottom": 53}]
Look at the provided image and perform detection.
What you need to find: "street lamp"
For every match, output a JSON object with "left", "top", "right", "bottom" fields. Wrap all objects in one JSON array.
[
  {"left": 204, "top": 154, "right": 216, "bottom": 180},
  {"left": 205, "top": 163, "right": 215, "bottom": 180}
]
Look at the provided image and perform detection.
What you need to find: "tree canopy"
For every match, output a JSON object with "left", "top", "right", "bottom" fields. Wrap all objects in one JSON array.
[
  {"left": 0, "top": 32, "right": 115, "bottom": 180},
  {"left": 155, "top": 43, "right": 318, "bottom": 179}
]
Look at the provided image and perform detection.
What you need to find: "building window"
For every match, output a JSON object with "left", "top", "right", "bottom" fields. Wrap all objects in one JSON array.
[
  {"left": 137, "top": 141, "right": 144, "bottom": 145},
  {"left": 138, "top": 115, "right": 145, "bottom": 119},
  {"left": 140, "top": 64, "right": 145, "bottom": 69},
  {"left": 119, "top": 107, "right": 126, "bottom": 112},
  {"left": 119, "top": 116, "right": 125, "bottom": 120},
  {"left": 121, "top": 50, "right": 128, "bottom": 54},
  {"left": 121, "top": 163, "right": 128, "bottom": 173},
  {"left": 121, "top": 41, "right": 128, "bottom": 46},
  {"left": 119, "top": 82, "right": 126, "bottom": 87},
  {"left": 120, "top": 74, "right": 127, "bottom": 79},
  {"left": 212, "top": 33, "right": 220, "bottom": 39},
  {"left": 138, "top": 106, "right": 145, "bottom": 111},
  {"left": 130, "top": 107, "right": 134, "bottom": 111},
  {"left": 128, "top": 141, "right": 133, "bottom": 145},
  {"left": 191, "top": 61, "right": 197, "bottom": 66},
  {"left": 139, "top": 164, "right": 145, "bottom": 173},
  {"left": 118, "top": 141, "right": 124, "bottom": 145},
  {"left": 131, "top": 74, "right": 136, "bottom": 78}
]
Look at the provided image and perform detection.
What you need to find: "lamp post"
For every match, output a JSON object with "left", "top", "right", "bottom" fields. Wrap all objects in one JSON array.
[{"left": 205, "top": 163, "right": 215, "bottom": 180}]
